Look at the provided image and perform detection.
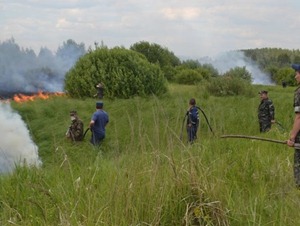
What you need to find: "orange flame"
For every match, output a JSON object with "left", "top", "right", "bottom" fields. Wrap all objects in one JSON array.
[{"left": 13, "top": 91, "right": 65, "bottom": 103}]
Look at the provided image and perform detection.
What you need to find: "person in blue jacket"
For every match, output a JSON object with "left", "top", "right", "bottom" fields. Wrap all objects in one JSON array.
[
  {"left": 186, "top": 98, "right": 199, "bottom": 143},
  {"left": 89, "top": 101, "right": 109, "bottom": 145}
]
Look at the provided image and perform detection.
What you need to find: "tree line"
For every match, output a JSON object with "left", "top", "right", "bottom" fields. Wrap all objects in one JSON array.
[{"left": 1, "top": 38, "right": 298, "bottom": 98}]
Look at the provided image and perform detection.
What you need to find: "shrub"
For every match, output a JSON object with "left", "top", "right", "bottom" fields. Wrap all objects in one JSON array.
[
  {"left": 64, "top": 47, "right": 168, "bottom": 98},
  {"left": 204, "top": 76, "right": 255, "bottom": 97},
  {"left": 175, "top": 69, "right": 203, "bottom": 85}
]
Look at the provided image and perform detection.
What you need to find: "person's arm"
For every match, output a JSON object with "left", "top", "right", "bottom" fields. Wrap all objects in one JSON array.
[
  {"left": 269, "top": 101, "right": 275, "bottom": 123},
  {"left": 89, "top": 120, "right": 95, "bottom": 129},
  {"left": 287, "top": 113, "right": 300, "bottom": 147}
]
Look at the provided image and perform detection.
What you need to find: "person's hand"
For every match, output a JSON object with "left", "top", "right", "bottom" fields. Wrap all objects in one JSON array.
[{"left": 287, "top": 139, "right": 295, "bottom": 147}]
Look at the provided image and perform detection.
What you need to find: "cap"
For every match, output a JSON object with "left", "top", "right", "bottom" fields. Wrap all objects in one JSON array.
[
  {"left": 96, "top": 101, "right": 103, "bottom": 108},
  {"left": 70, "top": 110, "right": 77, "bottom": 116},
  {"left": 189, "top": 98, "right": 196, "bottom": 105},
  {"left": 258, "top": 90, "right": 268, "bottom": 94},
  {"left": 292, "top": 64, "right": 300, "bottom": 72},
  {"left": 96, "top": 83, "right": 103, "bottom": 88}
]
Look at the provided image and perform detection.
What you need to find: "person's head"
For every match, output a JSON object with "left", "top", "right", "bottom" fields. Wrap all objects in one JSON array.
[
  {"left": 96, "top": 83, "right": 103, "bottom": 88},
  {"left": 258, "top": 90, "right": 268, "bottom": 100},
  {"left": 292, "top": 64, "right": 300, "bottom": 84},
  {"left": 96, "top": 101, "right": 103, "bottom": 109},
  {"left": 69, "top": 110, "right": 77, "bottom": 121},
  {"left": 189, "top": 98, "right": 196, "bottom": 106}
]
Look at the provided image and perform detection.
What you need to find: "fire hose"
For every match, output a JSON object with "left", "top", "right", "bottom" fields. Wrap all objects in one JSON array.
[{"left": 221, "top": 134, "right": 300, "bottom": 148}]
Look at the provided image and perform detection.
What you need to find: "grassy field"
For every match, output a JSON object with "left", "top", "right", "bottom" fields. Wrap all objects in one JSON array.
[{"left": 1, "top": 83, "right": 300, "bottom": 225}]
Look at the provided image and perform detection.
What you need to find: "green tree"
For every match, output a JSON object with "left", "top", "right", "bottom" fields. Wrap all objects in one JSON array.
[
  {"left": 64, "top": 47, "right": 167, "bottom": 99},
  {"left": 223, "top": 66, "right": 252, "bottom": 83},
  {"left": 175, "top": 69, "right": 202, "bottom": 85},
  {"left": 130, "top": 41, "right": 181, "bottom": 81},
  {"left": 293, "top": 55, "right": 300, "bottom": 63},
  {"left": 204, "top": 76, "right": 255, "bottom": 97},
  {"left": 277, "top": 53, "right": 290, "bottom": 66},
  {"left": 273, "top": 67, "right": 296, "bottom": 86},
  {"left": 181, "top": 59, "right": 201, "bottom": 69},
  {"left": 56, "top": 39, "right": 86, "bottom": 60},
  {"left": 130, "top": 41, "right": 180, "bottom": 67}
]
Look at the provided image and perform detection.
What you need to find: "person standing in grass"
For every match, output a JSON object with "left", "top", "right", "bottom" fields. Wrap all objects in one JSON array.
[
  {"left": 89, "top": 101, "right": 109, "bottom": 145},
  {"left": 66, "top": 110, "right": 84, "bottom": 141},
  {"left": 287, "top": 64, "right": 300, "bottom": 188},
  {"left": 186, "top": 98, "right": 199, "bottom": 143},
  {"left": 94, "top": 82, "right": 104, "bottom": 99},
  {"left": 257, "top": 90, "right": 275, "bottom": 132}
]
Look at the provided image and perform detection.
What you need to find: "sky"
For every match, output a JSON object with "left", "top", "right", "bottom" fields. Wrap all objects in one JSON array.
[{"left": 1, "top": 0, "right": 300, "bottom": 59}]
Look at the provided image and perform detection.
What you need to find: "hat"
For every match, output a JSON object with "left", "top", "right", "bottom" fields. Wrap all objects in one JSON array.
[
  {"left": 70, "top": 110, "right": 77, "bottom": 116},
  {"left": 292, "top": 64, "right": 300, "bottom": 72},
  {"left": 96, "top": 101, "right": 103, "bottom": 108},
  {"left": 258, "top": 90, "right": 268, "bottom": 94},
  {"left": 189, "top": 98, "right": 196, "bottom": 105}
]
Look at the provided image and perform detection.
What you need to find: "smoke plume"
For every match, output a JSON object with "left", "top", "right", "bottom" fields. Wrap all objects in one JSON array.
[
  {"left": 0, "top": 38, "right": 86, "bottom": 97},
  {"left": 199, "top": 51, "right": 274, "bottom": 85},
  {"left": 0, "top": 103, "right": 41, "bottom": 173}
]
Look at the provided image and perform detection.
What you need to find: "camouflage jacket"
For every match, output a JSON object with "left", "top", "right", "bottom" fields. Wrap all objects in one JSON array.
[
  {"left": 67, "top": 119, "right": 84, "bottom": 141},
  {"left": 258, "top": 99, "right": 275, "bottom": 123},
  {"left": 294, "top": 87, "right": 300, "bottom": 139}
]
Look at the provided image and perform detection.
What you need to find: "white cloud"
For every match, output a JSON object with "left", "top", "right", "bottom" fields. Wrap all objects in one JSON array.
[
  {"left": 161, "top": 7, "right": 201, "bottom": 20},
  {"left": 0, "top": 0, "right": 300, "bottom": 58}
]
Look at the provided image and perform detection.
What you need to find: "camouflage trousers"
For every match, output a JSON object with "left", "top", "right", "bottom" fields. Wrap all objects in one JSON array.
[
  {"left": 259, "top": 122, "right": 271, "bottom": 132},
  {"left": 294, "top": 149, "right": 300, "bottom": 188}
]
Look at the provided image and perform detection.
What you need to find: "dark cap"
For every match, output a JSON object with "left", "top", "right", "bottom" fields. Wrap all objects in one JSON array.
[
  {"left": 189, "top": 98, "right": 196, "bottom": 105},
  {"left": 258, "top": 90, "right": 268, "bottom": 94},
  {"left": 96, "top": 101, "right": 103, "bottom": 108},
  {"left": 292, "top": 64, "right": 300, "bottom": 72},
  {"left": 70, "top": 110, "right": 77, "bottom": 116}
]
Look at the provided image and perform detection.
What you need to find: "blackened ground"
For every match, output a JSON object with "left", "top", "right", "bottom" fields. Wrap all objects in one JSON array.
[{"left": 0, "top": 91, "right": 37, "bottom": 99}]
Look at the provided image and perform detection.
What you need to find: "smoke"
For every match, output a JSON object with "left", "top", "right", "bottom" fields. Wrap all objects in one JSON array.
[
  {"left": 0, "top": 103, "right": 41, "bottom": 173},
  {"left": 199, "top": 51, "right": 274, "bottom": 85},
  {"left": 0, "top": 38, "right": 86, "bottom": 96}
]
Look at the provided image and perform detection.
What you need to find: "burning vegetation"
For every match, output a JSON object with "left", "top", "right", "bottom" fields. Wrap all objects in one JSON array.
[{"left": 0, "top": 91, "right": 65, "bottom": 103}]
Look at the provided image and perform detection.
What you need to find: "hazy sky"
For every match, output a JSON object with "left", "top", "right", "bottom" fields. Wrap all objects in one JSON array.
[{"left": 1, "top": 0, "right": 300, "bottom": 58}]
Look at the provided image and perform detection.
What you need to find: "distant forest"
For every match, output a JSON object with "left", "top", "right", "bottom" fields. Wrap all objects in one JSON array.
[
  {"left": 241, "top": 48, "right": 300, "bottom": 86},
  {"left": 1, "top": 38, "right": 300, "bottom": 98}
]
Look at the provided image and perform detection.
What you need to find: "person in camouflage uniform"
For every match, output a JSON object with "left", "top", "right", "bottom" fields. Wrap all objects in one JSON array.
[
  {"left": 66, "top": 110, "right": 84, "bottom": 141},
  {"left": 186, "top": 98, "right": 200, "bottom": 143},
  {"left": 94, "top": 82, "right": 104, "bottom": 99},
  {"left": 257, "top": 90, "right": 275, "bottom": 132},
  {"left": 287, "top": 64, "right": 300, "bottom": 188}
]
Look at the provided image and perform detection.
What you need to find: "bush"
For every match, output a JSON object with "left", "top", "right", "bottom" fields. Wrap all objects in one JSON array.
[
  {"left": 64, "top": 47, "right": 168, "bottom": 98},
  {"left": 204, "top": 76, "right": 255, "bottom": 97},
  {"left": 175, "top": 69, "right": 203, "bottom": 85},
  {"left": 273, "top": 67, "right": 296, "bottom": 86},
  {"left": 223, "top": 66, "right": 252, "bottom": 83}
]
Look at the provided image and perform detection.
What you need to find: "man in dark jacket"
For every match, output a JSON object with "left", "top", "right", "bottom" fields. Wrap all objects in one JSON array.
[
  {"left": 258, "top": 90, "right": 275, "bottom": 132},
  {"left": 287, "top": 64, "right": 300, "bottom": 188},
  {"left": 94, "top": 82, "right": 104, "bottom": 99},
  {"left": 186, "top": 98, "right": 199, "bottom": 143}
]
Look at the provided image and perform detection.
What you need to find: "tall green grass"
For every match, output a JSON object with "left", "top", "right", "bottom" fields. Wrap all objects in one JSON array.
[{"left": 0, "top": 84, "right": 299, "bottom": 225}]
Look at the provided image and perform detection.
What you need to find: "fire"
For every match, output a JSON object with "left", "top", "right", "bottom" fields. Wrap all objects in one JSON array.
[{"left": 13, "top": 91, "right": 65, "bottom": 103}]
